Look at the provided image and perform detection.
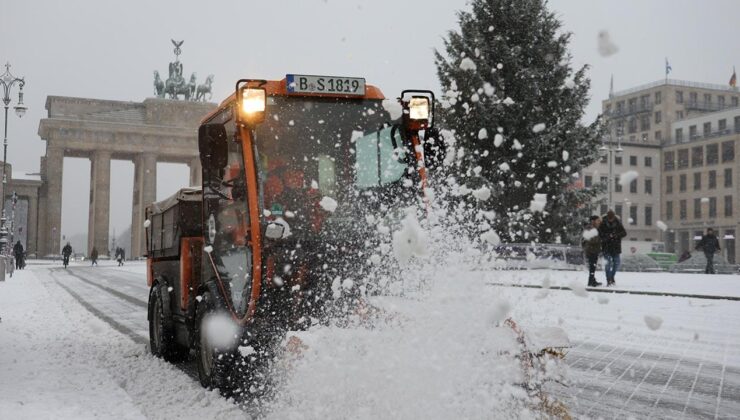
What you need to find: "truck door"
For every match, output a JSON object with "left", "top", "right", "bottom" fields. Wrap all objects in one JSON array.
[{"left": 199, "top": 122, "right": 254, "bottom": 318}]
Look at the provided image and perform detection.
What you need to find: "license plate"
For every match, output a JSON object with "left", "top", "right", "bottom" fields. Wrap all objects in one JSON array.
[{"left": 286, "top": 74, "right": 366, "bottom": 96}]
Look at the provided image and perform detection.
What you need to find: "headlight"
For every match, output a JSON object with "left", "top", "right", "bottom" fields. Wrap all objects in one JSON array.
[
  {"left": 238, "top": 87, "right": 266, "bottom": 125},
  {"left": 408, "top": 96, "right": 430, "bottom": 120}
]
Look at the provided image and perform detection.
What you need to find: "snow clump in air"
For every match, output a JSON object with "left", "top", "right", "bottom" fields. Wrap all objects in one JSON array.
[
  {"left": 618, "top": 170, "right": 639, "bottom": 187},
  {"left": 532, "top": 123, "right": 546, "bottom": 133},
  {"left": 473, "top": 186, "right": 492, "bottom": 201},
  {"left": 644, "top": 315, "right": 663, "bottom": 331},
  {"left": 392, "top": 208, "right": 428, "bottom": 264},
  {"left": 569, "top": 281, "right": 589, "bottom": 297},
  {"left": 597, "top": 30, "right": 619, "bottom": 57},
  {"left": 143, "top": 219, "right": 151, "bottom": 228},
  {"left": 499, "top": 162, "right": 510, "bottom": 172},
  {"left": 481, "top": 229, "right": 501, "bottom": 245},
  {"left": 459, "top": 57, "right": 477, "bottom": 71},
  {"left": 203, "top": 312, "right": 239, "bottom": 349},
  {"left": 382, "top": 99, "right": 403, "bottom": 120},
  {"left": 478, "top": 128, "right": 488, "bottom": 140},
  {"left": 562, "top": 150, "right": 570, "bottom": 161},
  {"left": 203, "top": 245, "right": 213, "bottom": 254},
  {"left": 701, "top": 197, "right": 710, "bottom": 203},
  {"left": 319, "top": 196, "right": 338, "bottom": 212},
  {"left": 483, "top": 82, "right": 495, "bottom": 96},
  {"left": 656, "top": 220, "right": 668, "bottom": 231},
  {"left": 529, "top": 193, "right": 547, "bottom": 212},
  {"left": 502, "top": 97, "right": 515, "bottom": 105},
  {"left": 582, "top": 228, "right": 598, "bottom": 240},
  {"left": 493, "top": 133, "right": 504, "bottom": 147}
]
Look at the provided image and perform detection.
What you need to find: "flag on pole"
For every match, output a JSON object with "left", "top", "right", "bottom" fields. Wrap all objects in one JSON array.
[
  {"left": 730, "top": 67, "right": 737, "bottom": 88},
  {"left": 609, "top": 74, "right": 614, "bottom": 98},
  {"left": 665, "top": 58, "right": 672, "bottom": 78}
]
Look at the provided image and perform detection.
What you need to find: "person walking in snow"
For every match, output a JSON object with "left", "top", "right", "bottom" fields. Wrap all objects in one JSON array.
[
  {"left": 62, "top": 242, "right": 73, "bottom": 268},
  {"left": 598, "top": 210, "right": 627, "bottom": 286},
  {"left": 696, "top": 228, "right": 721, "bottom": 274},
  {"left": 582, "top": 216, "right": 603, "bottom": 287},
  {"left": 13, "top": 240, "right": 24, "bottom": 270},
  {"left": 90, "top": 247, "right": 99, "bottom": 266}
]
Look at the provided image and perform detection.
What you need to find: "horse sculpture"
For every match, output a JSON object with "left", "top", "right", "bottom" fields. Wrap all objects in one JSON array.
[
  {"left": 164, "top": 71, "right": 195, "bottom": 100},
  {"left": 195, "top": 75, "right": 214, "bottom": 102},
  {"left": 153, "top": 71, "right": 165, "bottom": 98}
]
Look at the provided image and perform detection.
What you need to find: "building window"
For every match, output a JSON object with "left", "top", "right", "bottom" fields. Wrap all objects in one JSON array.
[
  {"left": 628, "top": 117, "right": 637, "bottom": 134},
  {"left": 719, "top": 119, "right": 727, "bottom": 132},
  {"left": 616, "top": 120, "right": 625, "bottom": 137},
  {"left": 676, "top": 110, "right": 684, "bottom": 120},
  {"left": 722, "top": 141, "right": 735, "bottom": 162},
  {"left": 655, "top": 130, "right": 662, "bottom": 142},
  {"left": 694, "top": 198, "right": 702, "bottom": 219},
  {"left": 706, "top": 144, "right": 719, "bottom": 165},
  {"left": 615, "top": 204, "right": 623, "bottom": 219},
  {"left": 655, "top": 91, "right": 662, "bottom": 104},
  {"left": 655, "top": 111, "right": 662, "bottom": 124},
  {"left": 725, "top": 168, "right": 733, "bottom": 187},
  {"left": 629, "top": 155, "right": 638, "bottom": 166},
  {"left": 585, "top": 175, "right": 593, "bottom": 188},
  {"left": 600, "top": 154, "right": 607, "bottom": 164},
  {"left": 675, "top": 128, "right": 684, "bottom": 142},
  {"left": 628, "top": 98, "right": 637, "bottom": 113},
  {"left": 666, "top": 175, "right": 673, "bottom": 193},
  {"left": 719, "top": 96, "right": 726, "bottom": 108},
  {"left": 691, "top": 146, "right": 703, "bottom": 167},
  {"left": 630, "top": 135, "right": 636, "bottom": 143},
  {"left": 616, "top": 101, "right": 624, "bottom": 114},
  {"left": 645, "top": 178, "right": 653, "bottom": 194},
  {"left": 689, "top": 92, "right": 698, "bottom": 104},
  {"left": 678, "top": 149, "right": 689, "bottom": 168},
  {"left": 704, "top": 93, "right": 712, "bottom": 104},
  {"left": 615, "top": 155, "right": 623, "bottom": 165},
  {"left": 666, "top": 201, "right": 673, "bottom": 220},
  {"left": 629, "top": 205, "right": 637, "bottom": 225},
  {"left": 630, "top": 179, "right": 638, "bottom": 193},
  {"left": 703, "top": 122, "right": 712, "bottom": 137},
  {"left": 641, "top": 133, "right": 648, "bottom": 142},
  {"left": 693, "top": 172, "right": 701, "bottom": 190},
  {"left": 600, "top": 204, "right": 608, "bottom": 215},
  {"left": 644, "top": 156, "right": 652, "bottom": 167},
  {"left": 641, "top": 115, "right": 650, "bottom": 131},
  {"left": 725, "top": 195, "right": 733, "bottom": 217},
  {"left": 709, "top": 170, "right": 717, "bottom": 189},
  {"left": 664, "top": 151, "right": 674, "bottom": 170},
  {"left": 679, "top": 174, "right": 687, "bottom": 191},
  {"left": 680, "top": 200, "right": 687, "bottom": 219},
  {"left": 733, "top": 96, "right": 739, "bottom": 107},
  {"left": 676, "top": 91, "right": 684, "bottom": 103},
  {"left": 709, "top": 197, "right": 717, "bottom": 218},
  {"left": 645, "top": 206, "right": 653, "bottom": 226},
  {"left": 615, "top": 176, "right": 623, "bottom": 193},
  {"left": 735, "top": 116, "right": 740, "bottom": 132},
  {"left": 600, "top": 176, "right": 608, "bottom": 185},
  {"left": 689, "top": 125, "right": 698, "bottom": 139}
]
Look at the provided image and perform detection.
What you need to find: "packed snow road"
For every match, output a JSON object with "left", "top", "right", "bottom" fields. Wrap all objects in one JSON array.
[{"left": 1, "top": 261, "right": 740, "bottom": 419}]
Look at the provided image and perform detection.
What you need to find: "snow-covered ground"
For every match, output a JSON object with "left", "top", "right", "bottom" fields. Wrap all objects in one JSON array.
[{"left": 1, "top": 260, "right": 739, "bottom": 419}]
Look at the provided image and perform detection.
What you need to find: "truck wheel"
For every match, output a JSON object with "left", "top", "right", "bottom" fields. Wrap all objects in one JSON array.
[
  {"left": 148, "top": 285, "right": 186, "bottom": 361},
  {"left": 195, "top": 292, "right": 234, "bottom": 393}
]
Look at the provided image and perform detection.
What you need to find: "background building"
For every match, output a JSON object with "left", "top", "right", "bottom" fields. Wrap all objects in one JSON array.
[{"left": 581, "top": 79, "right": 739, "bottom": 256}]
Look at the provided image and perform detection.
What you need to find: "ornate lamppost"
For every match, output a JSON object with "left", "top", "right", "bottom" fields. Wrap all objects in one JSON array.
[{"left": 0, "top": 62, "right": 28, "bottom": 254}]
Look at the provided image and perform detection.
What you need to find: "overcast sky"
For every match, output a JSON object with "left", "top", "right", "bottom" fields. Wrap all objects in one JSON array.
[{"left": 1, "top": 0, "right": 739, "bottom": 243}]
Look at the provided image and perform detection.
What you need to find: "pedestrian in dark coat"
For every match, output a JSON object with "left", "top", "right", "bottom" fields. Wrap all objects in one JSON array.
[
  {"left": 90, "top": 247, "right": 99, "bottom": 266},
  {"left": 582, "top": 216, "right": 603, "bottom": 287},
  {"left": 598, "top": 210, "right": 627, "bottom": 286},
  {"left": 696, "top": 228, "right": 721, "bottom": 274},
  {"left": 13, "top": 241, "right": 24, "bottom": 270},
  {"left": 62, "top": 242, "right": 73, "bottom": 268}
]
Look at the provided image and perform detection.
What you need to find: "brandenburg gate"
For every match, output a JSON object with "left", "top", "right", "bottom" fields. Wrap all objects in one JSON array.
[{"left": 37, "top": 96, "right": 216, "bottom": 257}]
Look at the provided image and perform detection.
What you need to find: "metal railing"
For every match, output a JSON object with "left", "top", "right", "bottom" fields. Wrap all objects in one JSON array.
[
  {"left": 612, "top": 79, "right": 740, "bottom": 98},
  {"left": 606, "top": 101, "right": 653, "bottom": 117}
]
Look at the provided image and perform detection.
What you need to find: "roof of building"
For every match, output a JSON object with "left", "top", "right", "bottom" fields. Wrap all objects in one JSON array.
[{"left": 611, "top": 79, "right": 740, "bottom": 98}]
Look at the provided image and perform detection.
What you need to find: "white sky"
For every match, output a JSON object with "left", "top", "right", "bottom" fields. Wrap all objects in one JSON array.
[{"left": 1, "top": 0, "right": 739, "bottom": 239}]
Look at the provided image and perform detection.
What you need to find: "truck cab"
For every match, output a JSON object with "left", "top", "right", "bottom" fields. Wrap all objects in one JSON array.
[{"left": 146, "top": 75, "right": 440, "bottom": 393}]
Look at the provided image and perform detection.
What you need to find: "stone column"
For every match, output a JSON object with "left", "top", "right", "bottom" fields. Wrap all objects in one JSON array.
[
  {"left": 131, "top": 153, "right": 157, "bottom": 257},
  {"left": 27, "top": 194, "right": 38, "bottom": 257},
  {"left": 44, "top": 147, "right": 64, "bottom": 256},
  {"left": 189, "top": 156, "right": 202, "bottom": 187},
  {"left": 88, "top": 150, "right": 112, "bottom": 257}
]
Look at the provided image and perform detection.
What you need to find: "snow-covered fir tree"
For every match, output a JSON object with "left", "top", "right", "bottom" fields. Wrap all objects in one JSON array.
[{"left": 434, "top": 0, "right": 604, "bottom": 244}]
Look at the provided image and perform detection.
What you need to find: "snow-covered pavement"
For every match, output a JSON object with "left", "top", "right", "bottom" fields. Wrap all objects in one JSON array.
[{"left": 1, "top": 260, "right": 739, "bottom": 419}]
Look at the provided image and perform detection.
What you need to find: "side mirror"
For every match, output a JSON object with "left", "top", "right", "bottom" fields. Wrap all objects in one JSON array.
[{"left": 198, "top": 123, "right": 228, "bottom": 181}]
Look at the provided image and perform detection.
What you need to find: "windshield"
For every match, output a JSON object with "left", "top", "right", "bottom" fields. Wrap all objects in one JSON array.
[{"left": 254, "top": 97, "right": 410, "bottom": 237}]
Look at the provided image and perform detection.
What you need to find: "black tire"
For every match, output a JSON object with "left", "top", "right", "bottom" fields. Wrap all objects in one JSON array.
[
  {"left": 148, "top": 285, "right": 186, "bottom": 361},
  {"left": 195, "top": 291, "right": 234, "bottom": 393}
]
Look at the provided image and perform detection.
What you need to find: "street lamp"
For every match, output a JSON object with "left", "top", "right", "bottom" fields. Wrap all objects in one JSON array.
[
  {"left": 599, "top": 139, "right": 623, "bottom": 210},
  {"left": 0, "top": 62, "right": 27, "bottom": 254}
]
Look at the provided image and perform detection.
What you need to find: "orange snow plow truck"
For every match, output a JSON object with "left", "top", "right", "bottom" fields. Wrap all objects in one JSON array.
[{"left": 145, "top": 75, "right": 441, "bottom": 393}]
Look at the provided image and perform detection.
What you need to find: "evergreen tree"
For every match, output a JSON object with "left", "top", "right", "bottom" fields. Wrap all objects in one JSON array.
[{"left": 434, "top": 0, "right": 604, "bottom": 244}]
